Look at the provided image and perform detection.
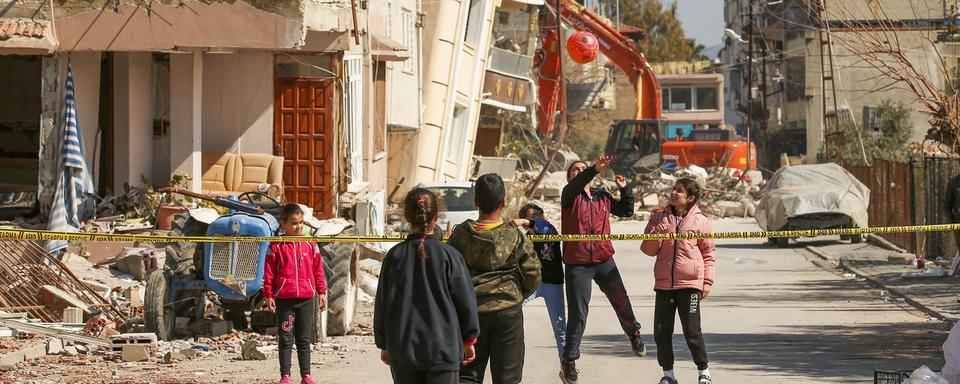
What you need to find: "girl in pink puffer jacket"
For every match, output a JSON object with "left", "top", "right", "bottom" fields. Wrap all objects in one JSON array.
[{"left": 641, "top": 178, "right": 716, "bottom": 384}]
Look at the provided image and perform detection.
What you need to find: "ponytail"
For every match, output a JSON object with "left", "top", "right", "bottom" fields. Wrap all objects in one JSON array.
[{"left": 404, "top": 188, "right": 439, "bottom": 261}]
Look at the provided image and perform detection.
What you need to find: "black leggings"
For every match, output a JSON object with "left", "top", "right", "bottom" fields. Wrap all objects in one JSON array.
[
  {"left": 563, "top": 259, "right": 641, "bottom": 362},
  {"left": 654, "top": 289, "right": 709, "bottom": 371},
  {"left": 277, "top": 297, "right": 316, "bottom": 376}
]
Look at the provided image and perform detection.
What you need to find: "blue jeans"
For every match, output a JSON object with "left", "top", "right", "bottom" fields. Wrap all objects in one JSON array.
[{"left": 524, "top": 283, "right": 566, "bottom": 360}]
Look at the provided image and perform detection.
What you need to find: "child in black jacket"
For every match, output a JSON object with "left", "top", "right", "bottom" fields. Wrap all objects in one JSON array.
[{"left": 374, "top": 188, "right": 480, "bottom": 384}]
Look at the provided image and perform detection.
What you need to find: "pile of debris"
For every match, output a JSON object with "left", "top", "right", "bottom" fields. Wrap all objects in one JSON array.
[{"left": 637, "top": 165, "right": 763, "bottom": 219}]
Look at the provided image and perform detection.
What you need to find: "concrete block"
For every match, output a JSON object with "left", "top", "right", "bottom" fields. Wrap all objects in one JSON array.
[
  {"left": 121, "top": 345, "right": 150, "bottom": 362},
  {"left": 46, "top": 338, "right": 64, "bottom": 355},
  {"left": 190, "top": 320, "right": 232, "bottom": 338},
  {"left": 123, "top": 286, "right": 143, "bottom": 308},
  {"left": 115, "top": 254, "right": 147, "bottom": 281},
  {"left": 0, "top": 327, "right": 17, "bottom": 338},
  {"left": 109, "top": 333, "right": 157, "bottom": 351},
  {"left": 64, "top": 346, "right": 79, "bottom": 356},
  {"left": 63, "top": 307, "right": 84, "bottom": 324}
]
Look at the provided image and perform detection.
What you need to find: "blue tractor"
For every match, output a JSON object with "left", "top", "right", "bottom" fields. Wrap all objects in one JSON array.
[{"left": 144, "top": 188, "right": 358, "bottom": 341}]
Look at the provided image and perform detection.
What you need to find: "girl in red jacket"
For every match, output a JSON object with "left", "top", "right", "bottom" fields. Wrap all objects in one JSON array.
[
  {"left": 263, "top": 203, "right": 327, "bottom": 384},
  {"left": 641, "top": 178, "right": 716, "bottom": 384}
]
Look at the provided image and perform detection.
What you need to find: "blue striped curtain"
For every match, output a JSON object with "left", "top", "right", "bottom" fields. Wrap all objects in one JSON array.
[{"left": 46, "top": 62, "right": 97, "bottom": 254}]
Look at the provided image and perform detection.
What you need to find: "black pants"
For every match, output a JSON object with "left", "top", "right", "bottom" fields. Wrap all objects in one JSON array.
[
  {"left": 459, "top": 304, "right": 524, "bottom": 384},
  {"left": 392, "top": 370, "right": 458, "bottom": 384},
  {"left": 563, "top": 259, "right": 641, "bottom": 362},
  {"left": 654, "top": 289, "right": 709, "bottom": 371},
  {"left": 277, "top": 297, "right": 315, "bottom": 376}
]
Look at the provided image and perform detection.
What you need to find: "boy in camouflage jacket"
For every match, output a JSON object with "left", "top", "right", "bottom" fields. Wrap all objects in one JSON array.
[{"left": 448, "top": 173, "right": 541, "bottom": 384}]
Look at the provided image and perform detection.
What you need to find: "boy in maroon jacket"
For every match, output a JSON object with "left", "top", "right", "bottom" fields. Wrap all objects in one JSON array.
[{"left": 264, "top": 204, "right": 327, "bottom": 384}]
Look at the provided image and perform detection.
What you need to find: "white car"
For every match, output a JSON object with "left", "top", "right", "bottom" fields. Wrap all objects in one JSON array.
[{"left": 415, "top": 181, "right": 479, "bottom": 233}]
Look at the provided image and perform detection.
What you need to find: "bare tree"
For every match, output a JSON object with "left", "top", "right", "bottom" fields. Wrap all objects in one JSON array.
[{"left": 816, "top": 0, "right": 960, "bottom": 152}]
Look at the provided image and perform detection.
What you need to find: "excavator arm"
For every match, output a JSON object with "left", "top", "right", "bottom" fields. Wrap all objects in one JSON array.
[{"left": 535, "top": 0, "right": 662, "bottom": 135}]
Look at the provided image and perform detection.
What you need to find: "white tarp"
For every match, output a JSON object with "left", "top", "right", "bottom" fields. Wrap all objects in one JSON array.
[{"left": 756, "top": 163, "right": 870, "bottom": 231}]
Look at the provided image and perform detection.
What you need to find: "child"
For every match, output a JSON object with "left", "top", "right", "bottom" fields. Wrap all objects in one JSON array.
[
  {"left": 513, "top": 203, "right": 566, "bottom": 362},
  {"left": 374, "top": 188, "right": 480, "bottom": 384},
  {"left": 560, "top": 156, "right": 643, "bottom": 384},
  {"left": 640, "top": 179, "right": 716, "bottom": 384},
  {"left": 448, "top": 173, "right": 542, "bottom": 384},
  {"left": 263, "top": 203, "right": 327, "bottom": 384}
]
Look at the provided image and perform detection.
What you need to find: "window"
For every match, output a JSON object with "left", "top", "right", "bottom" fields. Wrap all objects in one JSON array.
[
  {"left": 345, "top": 56, "right": 363, "bottom": 183},
  {"left": 785, "top": 56, "right": 805, "bottom": 102},
  {"left": 670, "top": 87, "right": 692, "bottom": 111},
  {"left": 464, "top": 0, "right": 484, "bottom": 47},
  {"left": 662, "top": 85, "right": 719, "bottom": 111},
  {"left": 696, "top": 87, "right": 718, "bottom": 110},
  {"left": 445, "top": 105, "right": 469, "bottom": 163},
  {"left": 426, "top": 187, "right": 475, "bottom": 212},
  {"left": 402, "top": 9, "right": 415, "bottom": 73}
]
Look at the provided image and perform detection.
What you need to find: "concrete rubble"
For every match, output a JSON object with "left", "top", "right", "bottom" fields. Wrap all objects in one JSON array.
[{"left": 637, "top": 165, "right": 763, "bottom": 219}]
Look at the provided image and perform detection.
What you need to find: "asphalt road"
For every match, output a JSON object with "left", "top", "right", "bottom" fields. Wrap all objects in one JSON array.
[{"left": 315, "top": 218, "right": 950, "bottom": 383}]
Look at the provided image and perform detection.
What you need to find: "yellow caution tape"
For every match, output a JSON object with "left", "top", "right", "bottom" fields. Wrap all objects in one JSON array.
[{"left": 0, "top": 223, "right": 958, "bottom": 243}]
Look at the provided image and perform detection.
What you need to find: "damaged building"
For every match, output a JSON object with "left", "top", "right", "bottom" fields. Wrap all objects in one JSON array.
[{"left": 0, "top": 0, "right": 425, "bottom": 239}]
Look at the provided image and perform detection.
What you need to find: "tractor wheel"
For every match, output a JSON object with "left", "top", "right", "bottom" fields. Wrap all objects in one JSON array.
[
  {"left": 163, "top": 212, "right": 207, "bottom": 279},
  {"left": 310, "top": 257, "right": 333, "bottom": 343},
  {"left": 144, "top": 270, "right": 176, "bottom": 341},
  {"left": 320, "top": 230, "right": 358, "bottom": 337}
]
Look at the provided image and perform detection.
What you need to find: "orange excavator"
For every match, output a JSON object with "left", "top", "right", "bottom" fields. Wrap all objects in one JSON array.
[
  {"left": 535, "top": 0, "right": 756, "bottom": 178},
  {"left": 534, "top": 0, "right": 662, "bottom": 136},
  {"left": 534, "top": 0, "right": 665, "bottom": 178}
]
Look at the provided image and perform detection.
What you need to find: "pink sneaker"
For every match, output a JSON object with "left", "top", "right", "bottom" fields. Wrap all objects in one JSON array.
[
  {"left": 278, "top": 375, "right": 292, "bottom": 384},
  {"left": 301, "top": 375, "right": 317, "bottom": 384}
]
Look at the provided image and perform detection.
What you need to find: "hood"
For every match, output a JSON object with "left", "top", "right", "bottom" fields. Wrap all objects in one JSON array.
[{"left": 453, "top": 220, "right": 522, "bottom": 272}]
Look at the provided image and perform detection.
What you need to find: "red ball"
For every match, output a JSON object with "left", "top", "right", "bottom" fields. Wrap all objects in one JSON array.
[{"left": 567, "top": 31, "right": 599, "bottom": 64}]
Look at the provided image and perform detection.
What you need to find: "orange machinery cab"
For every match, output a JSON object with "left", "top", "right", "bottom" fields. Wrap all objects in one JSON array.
[{"left": 660, "top": 129, "right": 757, "bottom": 171}]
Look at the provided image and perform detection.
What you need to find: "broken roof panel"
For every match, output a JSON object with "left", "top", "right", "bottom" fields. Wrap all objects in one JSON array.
[{"left": 0, "top": 18, "right": 58, "bottom": 54}]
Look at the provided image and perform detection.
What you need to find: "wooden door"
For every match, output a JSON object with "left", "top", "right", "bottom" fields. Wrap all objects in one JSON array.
[{"left": 274, "top": 78, "right": 335, "bottom": 219}]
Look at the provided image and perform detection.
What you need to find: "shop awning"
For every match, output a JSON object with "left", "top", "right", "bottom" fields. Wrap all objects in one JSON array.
[{"left": 480, "top": 70, "right": 534, "bottom": 112}]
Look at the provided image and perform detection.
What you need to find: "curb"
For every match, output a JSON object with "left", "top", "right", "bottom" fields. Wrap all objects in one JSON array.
[
  {"left": 867, "top": 234, "right": 908, "bottom": 254},
  {"left": 839, "top": 258, "right": 959, "bottom": 323},
  {"left": 805, "top": 246, "right": 834, "bottom": 261}
]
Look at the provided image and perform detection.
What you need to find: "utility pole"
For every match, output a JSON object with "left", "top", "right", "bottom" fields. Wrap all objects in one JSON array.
[
  {"left": 616, "top": 0, "right": 620, "bottom": 31},
  {"left": 760, "top": 26, "right": 768, "bottom": 171},
  {"left": 745, "top": 0, "right": 754, "bottom": 171}
]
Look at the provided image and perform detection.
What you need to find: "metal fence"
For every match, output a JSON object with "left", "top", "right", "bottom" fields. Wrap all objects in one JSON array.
[
  {"left": 0, "top": 240, "right": 125, "bottom": 323},
  {"left": 846, "top": 159, "right": 918, "bottom": 254},
  {"left": 845, "top": 156, "right": 960, "bottom": 259},
  {"left": 921, "top": 157, "right": 960, "bottom": 259}
]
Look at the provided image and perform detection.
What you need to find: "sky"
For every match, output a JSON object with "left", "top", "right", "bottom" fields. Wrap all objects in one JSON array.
[{"left": 661, "top": 0, "right": 724, "bottom": 48}]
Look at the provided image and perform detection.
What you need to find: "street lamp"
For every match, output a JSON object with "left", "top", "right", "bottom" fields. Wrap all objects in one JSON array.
[{"left": 724, "top": 28, "right": 746, "bottom": 43}]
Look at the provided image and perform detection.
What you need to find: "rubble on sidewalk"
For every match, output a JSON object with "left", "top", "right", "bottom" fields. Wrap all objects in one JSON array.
[{"left": 240, "top": 340, "right": 267, "bottom": 361}]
